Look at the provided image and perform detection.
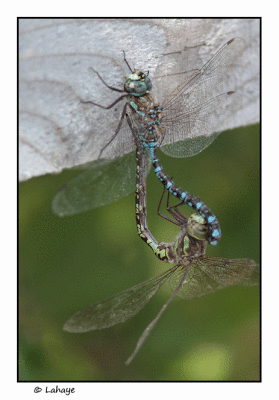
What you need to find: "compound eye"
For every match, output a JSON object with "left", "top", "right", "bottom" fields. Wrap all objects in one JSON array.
[{"left": 125, "top": 80, "right": 148, "bottom": 96}]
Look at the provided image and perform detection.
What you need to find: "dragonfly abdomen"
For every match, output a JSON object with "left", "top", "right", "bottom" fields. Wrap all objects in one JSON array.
[{"left": 150, "top": 147, "right": 222, "bottom": 246}]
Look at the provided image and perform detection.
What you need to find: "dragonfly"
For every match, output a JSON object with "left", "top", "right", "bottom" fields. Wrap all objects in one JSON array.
[
  {"left": 53, "top": 38, "right": 245, "bottom": 241},
  {"left": 63, "top": 138, "right": 259, "bottom": 365}
]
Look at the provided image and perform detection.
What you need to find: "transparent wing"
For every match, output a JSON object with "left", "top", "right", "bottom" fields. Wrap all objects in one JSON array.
[
  {"left": 160, "top": 37, "right": 245, "bottom": 157},
  {"left": 63, "top": 264, "right": 179, "bottom": 332},
  {"left": 197, "top": 256, "right": 259, "bottom": 285},
  {"left": 52, "top": 150, "right": 152, "bottom": 216},
  {"left": 170, "top": 256, "right": 259, "bottom": 300}
]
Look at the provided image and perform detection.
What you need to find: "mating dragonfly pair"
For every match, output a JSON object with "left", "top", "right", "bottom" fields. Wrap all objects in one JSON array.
[{"left": 60, "top": 38, "right": 259, "bottom": 364}]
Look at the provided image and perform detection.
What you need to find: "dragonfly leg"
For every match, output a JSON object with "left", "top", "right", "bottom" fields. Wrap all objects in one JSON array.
[
  {"left": 157, "top": 184, "right": 181, "bottom": 227},
  {"left": 98, "top": 102, "right": 129, "bottom": 159},
  {"left": 167, "top": 197, "right": 189, "bottom": 224},
  {"left": 82, "top": 94, "right": 128, "bottom": 110},
  {"left": 89, "top": 67, "right": 125, "bottom": 93},
  {"left": 122, "top": 50, "right": 133, "bottom": 72}
]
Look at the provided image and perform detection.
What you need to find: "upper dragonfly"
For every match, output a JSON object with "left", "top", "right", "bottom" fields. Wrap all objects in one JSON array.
[
  {"left": 53, "top": 38, "right": 245, "bottom": 241},
  {"left": 63, "top": 135, "right": 259, "bottom": 365}
]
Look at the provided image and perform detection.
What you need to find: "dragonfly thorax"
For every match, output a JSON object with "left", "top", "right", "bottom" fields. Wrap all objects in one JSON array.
[
  {"left": 166, "top": 214, "right": 208, "bottom": 261},
  {"left": 129, "top": 94, "right": 164, "bottom": 146},
  {"left": 155, "top": 220, "right": 207, "bottom": 264},
  {"left": 174, "top": 226, "right": 207, "bottom": 262},
  {"left": 124, "top": 70, "right": 152, "bottom": 96}
]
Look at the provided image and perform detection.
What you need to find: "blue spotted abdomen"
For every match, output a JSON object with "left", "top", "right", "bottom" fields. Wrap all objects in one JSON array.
[{"left": 147, "top": 144, "right": 222, "bottom": 245}]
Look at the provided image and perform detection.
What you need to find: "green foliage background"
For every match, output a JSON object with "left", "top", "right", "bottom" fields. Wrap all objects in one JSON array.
[{"left": 19, "top": 124, "right": 260, "bottom": 381}]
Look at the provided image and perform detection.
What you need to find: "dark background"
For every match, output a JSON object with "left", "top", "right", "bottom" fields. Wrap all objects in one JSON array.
[{"left": 19, "top": 123, "right": 260, "bottom": 381}]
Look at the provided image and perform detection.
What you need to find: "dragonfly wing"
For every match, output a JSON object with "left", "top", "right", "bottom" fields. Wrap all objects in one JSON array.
[
  {"left": 160, "top": 132, "right": 219, "bottom": 158},
  {"left": 169, "top": 262, "right": 222, "bottom": 300},
  {"left": 169, "top": 256, "right": 259, "bottom": 300},
  {"left": 161, "top": 91, "right": 241, "bottom": 158},
  {"left": 63, "top": 264, "right": 178, "bottom": 332},
  {"left": 160, "top": 38, "right": 245, "bottom": 157},
  {"left": 234, "top": 263, "right": 260, "bottom": 286},
  {"left": 52, "top": 149, "right": 152, "bottom": 216},
  {"left": 198, "top": 256, "right": 259, "bottom": 286}
]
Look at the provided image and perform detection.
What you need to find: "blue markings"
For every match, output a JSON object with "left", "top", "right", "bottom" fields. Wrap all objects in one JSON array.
[
  {"left": 212, "top": 229, "right": 221, "bottom": 238},
  {"left": 130, "top": 101, "right": 146, "bottom": 118},
  {"left": 130, "top": 101, "right": 138, "bottom": 110},
  {"left": 138, "top": 110, "right": 146, "bottom": 118},
  {"left": 166, "top": 182, "right": 172, "bottom": 189},
  {"left": 146, "top": 142, "right": 157, "bottom": 149},
  {"left": 180, "top": 192, "right": 187, "bottom": 200},
  {"left": 208, "top": 215, "right": 216, "bottom": 223},
  {"left": 196, "top": 202, "right": 203, "bottom": 210}
]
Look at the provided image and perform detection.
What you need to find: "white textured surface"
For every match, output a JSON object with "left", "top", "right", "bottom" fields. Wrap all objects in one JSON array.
[{"left": 19, "top": 18, "right": 259, "bottom": 182}]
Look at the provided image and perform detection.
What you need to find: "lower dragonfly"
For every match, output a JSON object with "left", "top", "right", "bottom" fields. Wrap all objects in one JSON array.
[
  {"left": 63, "top": 138, "right": 259, "bottom": 365},
  {"left": 53, "top": 37, "right": 245, "bottom": 242}
]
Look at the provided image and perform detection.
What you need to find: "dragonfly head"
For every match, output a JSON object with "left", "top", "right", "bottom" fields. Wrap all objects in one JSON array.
[
  {"left": 187, "top": 214, "right": 208, "bottom": 241},
  {"left": 124, "top": 70, "right": 152, "bottom": 96}
]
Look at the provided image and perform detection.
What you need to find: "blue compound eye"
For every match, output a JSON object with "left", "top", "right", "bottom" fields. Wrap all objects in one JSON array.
[
  {"left": 124, "top": 71, "right": 152, "bottom": 96},
  {"left": 125, "top": 80, "right": 148, "bottom": 96},
  {"left": 144, "top": 76, "right": 152, "bottom": 92}
]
